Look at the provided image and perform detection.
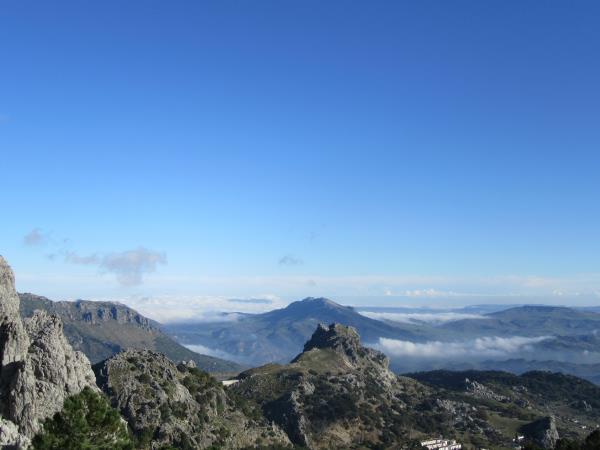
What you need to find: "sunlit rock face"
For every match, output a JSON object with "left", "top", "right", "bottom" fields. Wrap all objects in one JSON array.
[{"left": 0, "top": 255, "right": 96, "bottom": 448}]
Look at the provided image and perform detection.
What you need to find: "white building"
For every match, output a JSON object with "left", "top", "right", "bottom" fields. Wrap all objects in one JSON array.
[{"left": 421, "top": 438, "right": 462, "bottom": 450}]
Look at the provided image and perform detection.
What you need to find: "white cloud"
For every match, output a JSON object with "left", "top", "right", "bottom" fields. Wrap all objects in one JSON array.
[
  {"left": 108, "top": 294, "right": 286, "bottom": 323},
  {"left": 184, "top": 344, "right": 244, "bottom": 363},
  {"left": 359, "top": 311, "right": 488, "bottom": 324},
  {"left": 375, "top": 335, "right": 552, "bottom": 359},
  {"left": 65, "top": 247, "right": 166, "bottom": 286},
  {"left": 101, "top": 247, "right": 166, "bottom": 286}
]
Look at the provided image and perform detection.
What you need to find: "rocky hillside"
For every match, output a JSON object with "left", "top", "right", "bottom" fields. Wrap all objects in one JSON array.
[
  {"left": 94, "top": 349, "right": 291, "bottom": 449},
  {"left": 229, "top": 323, "right": 600, "bottom": 450},
  {"left": 19, "top": 293, "right": 243, "bottom": 374},
  {"left": 0, "top": 256, "right": 97, "bottom": 449},
  {"left": 408, "top": 369, "right": 600, "bottom": 449},
  {"left": 231, "top": 323, "right": 429, "bottom": 448}
]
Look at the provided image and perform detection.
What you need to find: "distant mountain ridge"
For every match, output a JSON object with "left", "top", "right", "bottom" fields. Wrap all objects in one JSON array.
[
  {"left": 18, "top": 293, "right": 244, "bottom": 373},
  {"left": 164, "top": 296, "right": 422, "bottom": 365},
  {"left": 165, "top": 297, "right": 600, "bottom": 378},
  {"left": 434, "top": 304, "right": 600, "bottom": 339}
]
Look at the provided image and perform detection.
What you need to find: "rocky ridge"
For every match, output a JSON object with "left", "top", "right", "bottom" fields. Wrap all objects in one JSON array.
[
  {"left": 18, "top": 293, "right": 244, "bottom": 373},
  {"left": 0, "top": 256, "right": 96, "bottom": 448}
]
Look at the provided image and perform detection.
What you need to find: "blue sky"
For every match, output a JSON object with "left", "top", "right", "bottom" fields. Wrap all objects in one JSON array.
[{"left": 1, "top": 1, "right": 600, "bottom": 318}]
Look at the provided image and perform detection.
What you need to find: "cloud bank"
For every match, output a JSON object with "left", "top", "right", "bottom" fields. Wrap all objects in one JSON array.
[
  {"left": 360, "top": 311, "right": 488, "bottom": 324},
  {"left": 111, "top": 294, "right": 285, "bottom": 323},
  {"left": 375, "top": 335, "right": 552, "bottom": 359},
  {"left": 184, "top": 344, "right": 245, "bottom": 364}
]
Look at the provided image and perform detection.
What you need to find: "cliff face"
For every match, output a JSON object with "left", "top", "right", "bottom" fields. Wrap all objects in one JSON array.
[
  {"left": 0, "top": 256, "right": 97, "bottom": 449},
  {"left": 19, "top": 293, "right": 244, "bottom": 373}
]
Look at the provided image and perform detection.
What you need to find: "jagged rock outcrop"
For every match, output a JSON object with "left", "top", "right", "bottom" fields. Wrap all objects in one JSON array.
[
  {"left": 95, "top": 349, "right": 290, "bottom": 449},
  {"left": 234, "top": 323, "right": 428, "bottom": 449},
  {"left": 520, "top": 416, "right": 560, "bottom": 449},
  {"left": 465, "top": 377, "right": 510, "bottom": 402},
  {"left": 0, "top": 256, "right": 97, "bottom": 448},
  {"left": 293, "top": 323, "right": 397, "bottom": 385}
]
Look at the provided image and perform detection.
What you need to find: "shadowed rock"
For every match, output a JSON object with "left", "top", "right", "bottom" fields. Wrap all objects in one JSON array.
[{"left": 521, "top": 416, "right": 559, "bottom": 449}]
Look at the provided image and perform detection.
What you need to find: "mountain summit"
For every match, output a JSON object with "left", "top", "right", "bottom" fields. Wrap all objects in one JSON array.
[
  {"left": 165, "top": 296, "right": 415, "bottom": 365},
  {"left": 300, "top": 322, "right": 362, "bottom": 353}
]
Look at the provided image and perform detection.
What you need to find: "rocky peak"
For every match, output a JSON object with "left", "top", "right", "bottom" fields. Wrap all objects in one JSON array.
[
  {"left": 301, "top": 323, "right": 362, "bottom": 355},
  {"left": 0, "top": 257, "right": 20, "bottom": 319},
  {"left": 0, "top": 256, "right": 28, "bottom": 382},
  {"left": 292, "top": 323, "right": 394, "bottom": 382},
  {"left": 521, "top": 416, "right": 560, "bottom": 449},
  {"left": 0, "top": 256, "right": 96, "bottom": 449},
  {"left": 235, "top": 323, "right": 414, "bottom": 448}
]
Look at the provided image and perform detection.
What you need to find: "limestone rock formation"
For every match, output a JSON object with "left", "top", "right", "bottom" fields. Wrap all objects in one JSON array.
[
  {"left": 293, "top": 323, "right": 396, "bottom": 385},
  {"left": 234, "top": 323, "right": 428, "bottom": 449},
  {"left": 0, "top": 256, "right": 97, "bottom": 448},
  {"left": 95, "top": 349, "right": 290, "bottom": 449},
  {"left": 521, "top": 416, "right": 560, "bottom": 449},
  {"left": 465, "top": 377, "right": 510, "bottom": 402}
]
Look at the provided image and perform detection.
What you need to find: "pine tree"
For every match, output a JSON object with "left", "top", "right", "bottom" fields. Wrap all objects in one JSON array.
[{"left": 32, "top": 387, "right": 133, "bottom": 450}]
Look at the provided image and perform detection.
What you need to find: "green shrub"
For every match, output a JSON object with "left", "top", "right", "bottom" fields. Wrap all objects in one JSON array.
[{"left": 32, "top": 387, "right": 133, "bottom": 450}]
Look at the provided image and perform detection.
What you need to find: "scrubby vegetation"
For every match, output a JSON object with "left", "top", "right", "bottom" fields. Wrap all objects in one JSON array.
[{"left": 32, "top": 387, "right": 133, "bottom": 450}]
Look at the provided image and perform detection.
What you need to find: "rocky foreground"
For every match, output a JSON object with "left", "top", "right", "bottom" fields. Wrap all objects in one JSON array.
[
  {"left": 0, "top": 257, "right": 96, "bottom": 448},
  {"left": 2, "top": 255, "right": 600, "bottom": 449}
]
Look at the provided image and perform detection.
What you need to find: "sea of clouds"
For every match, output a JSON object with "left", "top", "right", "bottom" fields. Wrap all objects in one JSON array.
[
  {"left": 374, "top": 335, "right": 552, "bottom": 359},
  {"left": 359, "top": 310, "right": 489, "bottom": 324}
]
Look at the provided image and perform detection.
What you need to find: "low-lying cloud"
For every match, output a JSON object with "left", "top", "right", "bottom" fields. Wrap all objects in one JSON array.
[
  {"left": 112, "top": 294, "right": 285, "bottom": 323},
  {"left": 360, "top": 311, "right": 488, "bottom": 324},
  {"left": 184, "top": 344, "right": 246, "bottom": 364},
  {"left": 65, "top": 247, "right": 166, "bottom": 286},
  {"left": 375, "top": 335, "right": 552, "bottom": 359}
]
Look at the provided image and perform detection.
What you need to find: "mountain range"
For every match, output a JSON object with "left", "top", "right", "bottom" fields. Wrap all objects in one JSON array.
[
  {"left": 2, "top": 255, "right": 600, "bottom": 449},
  {"left": 165, "top": 297, "right": 600, "bottom": 383},
  {"left": 164, "top": 297, "right": 424, "bottom": 364},
  {"left": 18, "top": 293, "right": 244, "bottom": 374}
]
